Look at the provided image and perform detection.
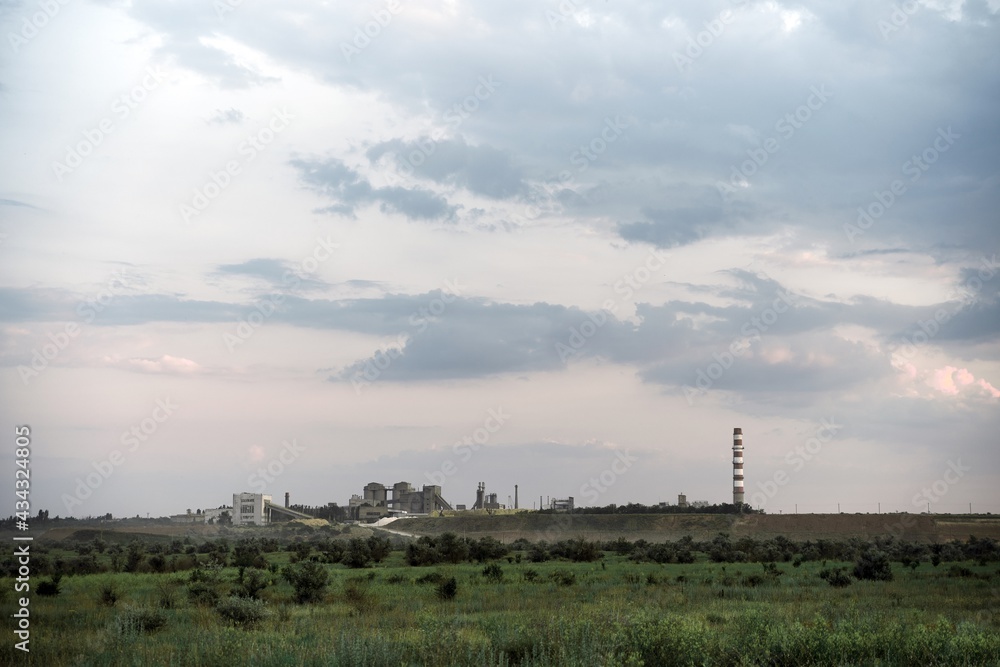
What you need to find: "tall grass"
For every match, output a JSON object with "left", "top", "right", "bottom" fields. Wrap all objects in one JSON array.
[{"left": 1, "top": 555, "right": 997, "bottom": 665}]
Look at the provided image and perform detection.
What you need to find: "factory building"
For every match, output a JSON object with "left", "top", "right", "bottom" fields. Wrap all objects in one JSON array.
[
  {"left": 231, "top": 492, "right": 315, "bottom": 525},
  {"left": 550, "top": 497, "right": 574, "bottom": 512},
  {"left": 234, "top": 492, "right": 271, "bottom": 526},
  {"left": 351, "top": 481, "right": 452, "bottom": 521}
]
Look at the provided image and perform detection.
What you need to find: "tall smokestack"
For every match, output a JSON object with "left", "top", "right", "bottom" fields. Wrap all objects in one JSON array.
[
  {"left": 733, "top": 428, "right": 744, "bottom": 507},
  {"left": 515, "top": 485, "right": 518, "bottom": 509},
  {"left": 284, "top": 492, "right": 290, "bottom": 508}
]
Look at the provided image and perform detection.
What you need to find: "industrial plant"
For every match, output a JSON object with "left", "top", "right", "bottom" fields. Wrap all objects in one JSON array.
[{"left": 174, "top": 429, "right": 744, "bottom": 525}]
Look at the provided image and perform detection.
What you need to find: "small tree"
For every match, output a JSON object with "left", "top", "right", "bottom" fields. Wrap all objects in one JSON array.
[
  {"left": 282, "top": 561, "right": 329, "bottom": 603},
  {"left": 341, "top": 538, "right": 372, "bottom": 569},
  {"left": 124, "top": 540, "right": 145, "bottom": 573},
  {"left": 234, "top": 568, "right": 270, "bottom": 600},
  {"left": 853, "top": 549, "right": 894, "bottom": 581},
  {"left": 288, "top": 541, "right": 312, "bottom": 563},
  {"left": 367, "top": 535, "right": 392, "bottom": 563}
]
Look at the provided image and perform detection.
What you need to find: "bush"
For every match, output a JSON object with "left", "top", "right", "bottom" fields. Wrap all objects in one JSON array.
[
  {"left": 98, "top": 582, "right": 120, "bottom": 607},
  {"left": 187, "top": 582, "right": 221, "bottom": 606},
  {"left": 367, "top": 536, "right": 392, "bottom": 563},
  {"left": 470, "top": 536, "right": 510, "bottom": 563},
  {"left": 527, "top": 544, "right": 550, "bottom": 563},
  {"left": 405, "top": 541, "right": 441, "bottom": 566},
  {"left": 853, "top": 550, "right": 894, "bottom": 582},
  {"left": 550, "top": 570, "right": 576, "bottom": 586},
  {"left": 435, "top": 576, "right": 458, "bottom": 600},
  {"left": 482, "top": 563, "right": 504, "bottom": 583},
  {"left": 343, "top": 579, "right": 378, "bottom": 615},
  {"left": 148, "top": 554, "right": 167, "bottom": 573},
  {"left": 947, "top": 565, "right": 975, "bottom": 578},
  {"left": 341, "top": 538, "right": 373, "bottom": 569},
  {"left": 156, "top": 579, "right": 180, "bottom": 609},
  {"left": 113, "top": 607, "right": 167, "bottom": 637},
  {"left": 416, "top": 572, "right": 444, "bottom": 585},
  {"left": 288, "top": 541, "right": 312, "bottom": 563},
  {"left": 283, "top": 561, "right": 329, "bottom": 603},
  {"left": 234, "top": 567, "right": 271, "bottom": 600},
  {"left": 522, "top": 569, "right": 539, "bottom": 583},
  {"left": 37, "top": 574, "right": 62, "bottom": 597},
  {"left": 819, "top": 567, "right": 853, "bottom": 587},
  {"left": 216, "top": 596, "right": 270, "bottom": 628}
]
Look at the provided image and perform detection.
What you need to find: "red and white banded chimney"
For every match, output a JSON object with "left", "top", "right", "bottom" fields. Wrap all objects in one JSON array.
[{"left": 733, "top": 428, "right": 744, "bottom": 506}]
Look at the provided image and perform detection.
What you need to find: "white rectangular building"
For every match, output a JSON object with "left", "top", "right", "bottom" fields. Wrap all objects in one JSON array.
[{"left": 233, "top": 492, "right": 271, "bottom": 526}]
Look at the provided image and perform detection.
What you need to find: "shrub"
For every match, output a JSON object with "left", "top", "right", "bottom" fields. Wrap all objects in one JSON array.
[
  {"left": 470, "top": 536, "right": 510, "bottom": 563},
  {"left": 288, "top": 541, "right": 312, "bottom": 563},
  {"left": 386, "top": 573, "right": 409, "bottom": 584},
  {"left": 156, "top": 579, "right": 180, "bottom": 609},
  {"left": 527, "top": 544, "right": 550, "bottom": 563},
  {"left": 234, "top": 568, "right": 271, "bottom": 600},
  {"left": 405, "top": 541, "right": 441, "bottom": 566},
  {"left": 37, "top": 574, "right": 62, "bottom": 597},
  {"left": 148, "top": 554, "right": 167, "bottom": 573},
  {"left": 343, "top": 579, "right": 378, "bottom": 615},
  {"left": 522, "top": 569, "right": 539, "bottom": 583},
  {"left": 947, "top": 565, "right": 975, "bottom": 578},
  {"left": 367, "top": 536, "right": 392, "bottom": 563},
  {"left": 341, "top": 538, "right": 373, "bottom": 569},
  {"left": 550, "top": 570, "right": 576, "bottom": 586},
  {"left": 435, "top": 576, "right": 458, "bottom": 600},
  {"left": 853, "top": 550, "right": 894, "bottom": 582},
  {"left": 416, "top": 572, "right": 444, "bottom": 585},
  {"left": 233, "top": 538, "right": 269, "bottom": 569},
  {"left": 98, "top": 582, "right": 120, "bottom": 607},
  {"left": 216, "top": 596, "right": 269, "bottom": 629},
  {"left": 819, "top": 567, "right": 853, "bottom": 587},
  {"left": 482, "top": 563, "right": 504, "bottom": 583},
  {"left": 283, "top": 561, "right": 329, "bottom": 603},
  {"left": 113, "top": 607, "right": 167, "bottom": 638},
  {"left": 187, "top": 582, "right": 221, "bottom": 607}
]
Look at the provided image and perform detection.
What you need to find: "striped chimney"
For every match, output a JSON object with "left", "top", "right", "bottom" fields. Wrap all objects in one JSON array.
[{"left": 733, "top": 427, "right": 744, "bottom": 506}]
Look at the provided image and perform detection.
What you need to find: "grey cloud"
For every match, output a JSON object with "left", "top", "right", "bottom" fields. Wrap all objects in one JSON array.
[
  {"left": 367, "top": 136, "right": 528, "bottom": 199},
  {"left": 117, "top": 0, "right": 999, "bottom": 254},
  {"left": 214, "top": 258, "right": 328, "bottom": 292},
  {"left": 291, "top": 157, "right": 457, "bottom": 221},
  {"left": 0, "top": 198, "right": 37, "bottom": 208},
  {"left": 208, "top": 108, "right": 245, "bottom": 124}
]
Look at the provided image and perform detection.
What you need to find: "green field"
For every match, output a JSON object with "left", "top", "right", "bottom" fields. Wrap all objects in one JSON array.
[{"left": 2, "top": 528, "right": 999, "bottom": 666}]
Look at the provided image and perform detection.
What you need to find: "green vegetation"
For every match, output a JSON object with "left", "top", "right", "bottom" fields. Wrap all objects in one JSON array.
[{"left": 1, "top": 529, "right": 998, "bottom": 665}]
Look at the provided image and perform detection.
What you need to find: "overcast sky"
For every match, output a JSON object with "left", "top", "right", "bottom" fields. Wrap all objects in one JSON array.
[{"left": 2, "top": 0, "right": 998, "bottom": 520}]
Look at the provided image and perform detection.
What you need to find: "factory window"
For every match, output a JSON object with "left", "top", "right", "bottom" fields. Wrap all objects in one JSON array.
[{"left": 241, "top": 504, "right": 254, "bottom": 514}]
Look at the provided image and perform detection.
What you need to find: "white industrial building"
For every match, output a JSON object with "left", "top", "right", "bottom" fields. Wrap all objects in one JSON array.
[{"left": 233, "top": 492, "right": 271, "bottom": 526}]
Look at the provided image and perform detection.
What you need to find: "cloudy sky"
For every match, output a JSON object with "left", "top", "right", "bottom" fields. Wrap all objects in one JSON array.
[{"left": 2, "top": 0, "right": 998, "bottom": 520}]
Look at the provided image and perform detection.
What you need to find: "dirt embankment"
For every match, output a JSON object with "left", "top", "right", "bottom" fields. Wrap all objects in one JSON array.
[{"left": 391, "top": 513, "right": 1000, "bottom": 544}]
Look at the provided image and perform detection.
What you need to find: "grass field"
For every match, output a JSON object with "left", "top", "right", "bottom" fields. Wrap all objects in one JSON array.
[{"left": 2, "top": 538, "right": 998, "bottom": 666}]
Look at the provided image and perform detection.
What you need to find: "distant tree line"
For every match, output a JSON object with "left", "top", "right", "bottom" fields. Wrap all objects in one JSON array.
[
  {"left": 6, "top": 530, "right": 996, "bottom": 580},
  {"left": 539, "top": 502, "right": 761, "bottom": 515}
]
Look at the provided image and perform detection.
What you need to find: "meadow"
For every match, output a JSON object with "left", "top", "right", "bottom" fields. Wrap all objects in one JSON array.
[{"left": 1, "top": 528, "right": 998, "bottom": 666}]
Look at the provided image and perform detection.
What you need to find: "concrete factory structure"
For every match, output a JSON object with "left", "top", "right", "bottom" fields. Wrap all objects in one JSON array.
[
  {"left": 351, "top": 481, "right": 452, "bottom": 521},
  {"left": 234, "top": 492, "right": 270, "bottom": 526},
  {"left": 733, "top": 427, "right": 744, "bottom": 506},
  {"left": 471, "top": 482, "right": 503, "bottom": 510},
  {"left": 232, "top": 492, "right": 315, "bottom": 526}
]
